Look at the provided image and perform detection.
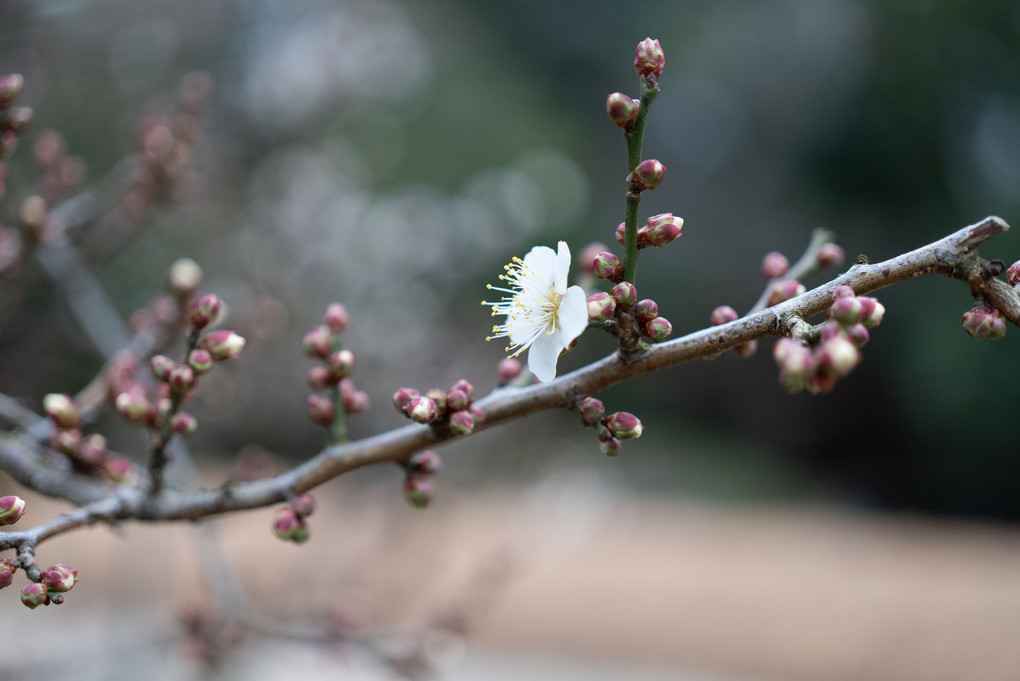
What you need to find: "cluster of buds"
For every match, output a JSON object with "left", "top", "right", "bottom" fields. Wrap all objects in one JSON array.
[
  {"left": 272, "top": 493, "right": 315, "bottom": 544},
  {"left": 709, "top": 305, "right": 757, "bottom": 358},
  {"left": 0, "top": 72, "right": 31, "bottom": 199},
  {"left": 585, "top": 264, "right": 673, "bottom": 343},
  {"left": 578, "top": 397, "right": 643, "bottom": 456},
  {"left": 1, "top": 549, "right": 78, "bottom": 609},
  {"left": 393, "top": 379, "right": 485, "bottom": 436},
  {"left": 962, "top": 303, "right": 1006, "bottom": 339},
  {"left": 774, "top": 285, "right": 885, "bottom": 394},
  {"left": 42, "top": 392, "right": 133, "bottom": 481},
  {"left": 403, "top": 450, "right": 442, "bottom": 508},
  {"left": 303, "top": 303, "right": 370, "bottom": 429},
  {"left": 614, "top": 213, "right": 684, "bottom": 250}
]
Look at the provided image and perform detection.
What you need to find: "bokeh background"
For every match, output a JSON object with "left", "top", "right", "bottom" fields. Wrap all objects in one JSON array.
[{"left": 1, "top": 1, "right": 1019, "bottom": 680}]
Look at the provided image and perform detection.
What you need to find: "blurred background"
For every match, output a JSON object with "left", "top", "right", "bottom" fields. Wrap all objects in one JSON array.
[{"left": 1, "top": 1, "right": 1019, "bottom": 679}]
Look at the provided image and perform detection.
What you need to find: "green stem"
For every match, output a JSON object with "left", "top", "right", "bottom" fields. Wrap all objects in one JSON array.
[
  {"left": 621, "top": 79, "right": 660, "bottom": 286},
  {"left": 329, "top": 383, "right": 348, "bottom": 445}
]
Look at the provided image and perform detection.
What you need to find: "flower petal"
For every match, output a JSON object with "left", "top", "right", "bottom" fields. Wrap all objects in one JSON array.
[
  {"left": 553, "top": 241, "right": 571, "bottom": 292},
  {"left": 522, "top": 245, "right": 558, "bottom": 287},
  {"left": 558, "top": 285, "right": 589, "bottom": 345},
  {"left": 526, "top": 331, "right": 561, "bottom": 383}
]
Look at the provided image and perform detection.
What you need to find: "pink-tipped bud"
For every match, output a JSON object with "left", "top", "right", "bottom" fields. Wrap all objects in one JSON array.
[
  {"left": 291, "top": 493, "right": 316, "bottom": 518},
  {"left": 606, "top": 412, "right": 643, "bottom": 440},
  {"left": 187, "top": 349, "right": 214, "bottom": 375},
  {"left": 307, "top": 366, "right": 331, "bottom": 390},
  {"left": 644, "top": 316, "right": 672, "bottom": 342},
  {"left": 409, "top": 450, "right": 443, "bottom": 476},
  {"left": 498, "top": 358, "right": 522, "bottom": 384},
  {"left": 816, "top": 336, "right": 860, "bottom": 377},
  {"left": 817, "top": 243, "right": 845, "bottom": 268},
  {"left": 861, "top": 299, "right": 885, "bottom": 328},
  {"left": 761, "top": 251, "right": 789, "bottom": 279},
  {"left": 392, "top": 387, "right": 420, "bottom": 413},
  {"left": 962, "top": 305, "right": 1006, "bottom": 339},
  {"left": 302, "top": 326, "right": 333, "bottom": 359},
  {"left": 79, "top": 433, "right": 109, "bottom": 467},
  {"left": 832, "top": 285, "right": 855, "bottom": 300},
  {"left": 166, "top": 258, "right": 202, "bottom": 296},
  {"left": 732, "top": 340, "right": 758, "bottom": 358},
  {"left": 447, "top": 389, "right": 470, "bottom": 412},
  {"left": 449, "top": 410, "right": 475, "bottom": 436},
  {"left": 766, "top": 280, "right": 806, "bottom": 306},
  {"left": 774, "top": 338, "right": 814, "bottom": 393},
  {"left": 579, "top": 397, "right": 605, "bottom": 426},
  {"left": 634, "top": 299, "right": 658, "bottom": 324},
  {"left": 327, "top": 349, "right": 356, "bottom": 380},
  {"left": 201, "top": 330, "right": 245, "bottom": 361},
  {"left": 634, "top": 38, "right": 665, "bottom": 78},
  {"left": 615, "top": 222, "right": 626, "bottom": 246},
  {"left": 406, "top": 396, "right": 439, "bottom": 424},
  {"left": 167, "top": 364, "right": 196, "bottom": 395},
  {"left": 21, "top": 583, "right": 49, "bottom": 609},
  {"left": 579, "top": 242, "right": 609, "bottom": 274},
  {"left": 0, "top": 558, "right": 16, "bottom": 589},
  {"left": 4, "top": 106, "right": 33, "bottom": 135},
  {"left": 115, "top": 389, "right": 151, "bottom": 425},
  {"left": 272, "top": 508, "right": 306, "bottom": 542},
  {"left": 0, "top": 495, "right": 26, "bottom": 526},
  {"left": 0, "top": 74, "right": 24, "bottom": 108},
  {"left": 450, "top": 379, "right": 475, "bottom": 403},
  {"left": 341, "top": 385, "right": 370, "bottom": 414},
  {"left": 600, "top": 436, "right": 621, "bottom": 457},
  {"left": 189, "top": 293, "right": 222, "bottom": 330},
  {"left": 606, "top": 92, "right": 639, "bottom": 129},
  {"left": 170, "top": 411, "right": 198, "bottom": 436},
  {"left": 424, "top": 388, "right": 447, "bottom": 414},
  {"left": 611, "top": 281, "right": 637, "bottom": 308},
  {"left": 323, "top": 302, "right": 350, "bottom": 334},
  {"left": 644, "top": 213, "right": 683, "bottom": 247},
  {"left": 830, "top": 296, "right": 864, "bottom": 325},
  {"left": 105, "top": 455, "right": 137, "bottom": 484},
  {"left": 710, "top": 305, "right": 738, "bottom": 326},
  {"left": 847, "top": 323, "right": 870, "bottom": 348},
  {"left": 42, "top": 393, "right": 80, "bottom": 429},
  {"left": 51, "top": 428, "right": 82, "bottom": 457},
  {"left": 469, "top": 404, "right": 487, "bottom": 425},
  {"left": 587, "top": 292, "right": 617, "bottom": 323},
  {"left": 1006, "top": 260, "right": 1020, "bottom": 287},
  {"left": 149, "top": 355, "right": 175, "bottom": 382},
  {"left": 630, "top": 159, "right": 665, "bottom": 191},
  {"left": 40, "top": 564, "right": 77, "bottom": 593},
  {"left": 307, "top": 394, "right": 335, "bottom": 426},
  {"left": 403, "top": 472, "right": 435, "bottom": 509},
  {"left": 593, "top": 251, "right": 622, "bottom": 281}
]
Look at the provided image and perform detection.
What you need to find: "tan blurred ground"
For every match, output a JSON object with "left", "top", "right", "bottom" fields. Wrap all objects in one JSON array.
[{"left": 3, "top": 470, "right": 1020, "bottom": 681}]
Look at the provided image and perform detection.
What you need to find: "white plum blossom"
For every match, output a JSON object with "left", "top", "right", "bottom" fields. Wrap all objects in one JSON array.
[{"left": 483, "top": 241, "right": 588, "bottom": 382}]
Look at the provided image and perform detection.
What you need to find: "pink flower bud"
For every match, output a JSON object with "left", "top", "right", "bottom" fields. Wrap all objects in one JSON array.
[
  {"left": 832, "top": 285, "right": 855, "bottom": 300},
  {"left": 40, "top": 564, "right": 77, "bottom": 593},
  {"left": 291, "top": 493, "right": 316, "bottom": 518},
  {"left": 593, "top": 251, "right": 622, "bottom": 281},
  {"left": 817, "top": 243, "right": 845, "bottom": 268},
  {"left": 115, "top": 389, "right": 151, "bottom": 425},
  {"left": 51, "top": 428, "right": 82, "bottom": 457},
  {"left": 79, "top": 433, "right": 109, "bottom": 466},
  {"left": 447, "top": 389, "right": 470, "bottom": 412},
  {"left": 307, "top": 394, "right": 335, "bottom": 426},
  {"left": 861, "top": 299, "right": 885, "bottom": 328},
  {"left": 403, "top": 472, "right": 434, "bottom": 509},
  {"left": 149, "top": 355, "right": 175, "bottom": 382},
  {"left": 761, "top": 251, "right": 789, "bottom": 279},
  {"left": 189, "top": 293, "right": 222, "bottom": 330},
  {"left": 606, "top": 412, "right": 643, "bottom": 440},
  {"left": 406, "top": 396, "right": 439, "bottom": 424},
  {"left": 167, "top": 364, "right": 196, "bottom": 394},
  {"left": 392, "top": 387, "right": 420, "bottom": 413},
  {"left": 587, "top": 292, "right": 617, "bottom": 323},
  {"left": 305, "top": 366, "right": 330, "bottom": 390},
  {"left": 611, "top": 281, "right": 637, "bottom": 308},
  {"left": 634, "top": 299, "right": 658, "bottom": 323},
  {"left": 0, "top": 558, "right": 16, "bottom": 589},
  {"left": 830, "top": 296, "right": 864, "bottom": 325},
  {"left": 4, "top": 106, "right": 33, "bottom": 135},
  {"left": 0, "top": 74, "right": 24, "bottom": 108},
  {"left": 187, "top": 349, "right": 214, "bottom": 375},
  {"left": 644, "top": 213, "right": 683, "bottom": 247},
  {"left": 634, "top": 38, "right": 665, "bottom": 78},
  {"left": 105, "top": 455, "right": 137, "bottom": 484},
  {"left": 327, "top": 349, "right": 356, "bottom": 380},
  {"left": 272, "top": 508, "right": 306, "bottom": 542},
  {"left": 766, "top": 280, "right": 806, "bottom": 306},
  {"left": 630, "top": 159, "right": 665, "bottom": 191},
  {"left": 339, "top": 379, "right": 370, "bottom": 414},
  {"left": 0, "top": 495, "right": 26, "bottom": 525},
  {"left": 323, "top": 302, "right": 349, "bottom": 334},
  {"left": 201, "top": 330, "right": 246, "bottom": 361},
  {"left": 847, "top": 323, "right": 870, "bottom": 347},
  {"left": 170, "top": 411, "right": 198, "bottom": 436},
  {"left": 424, "top": 388, "right": 447, "bottom": 414},
  {"left": 644, "top": 316, "right": 672, "bottom": 342},
  {"left": 615, "top": 222, "right": 626, "bottom": 246},
  {"left": 450, "top": 379, "right": 475, "bottom": 403},
  {"left": 600, "top": 436, "right": 621, "bottom": 457},
  {"left": 1007, "top": 260, "right": 1020, "bottom": 287},
  {"left": 606, "top": 92, "right": 639, "bottom": 129},
  {"left": 469, "top": 405, "right": 487, "bottom": 425},
  {"left": 497, "top": 358, "right": 522, "bottom": 383},
  {"left": 710, "top": 305, "right": 738, "bottom": 326},
  {"left": 43, "top": 393, "right": 80, "bottom": 429},
  {"left": 449, "top": 410, "right": 475, "bottom": 436},
  {"left": 166, "top": 258, "right": 202, "bottom": 296},
  {"left": 579, "top": 397, "right": 605, "bottom": 426},
  {"left": 21, "top": 583, "right": 49, "bottom": 609},
  {"left": 816, "top": 336, "right": 860, "bottom": 377},
  {"left": 579, "top": 242, "right": 609, "bottom": 274},
  {"left": 732, "top": 340, "right": 758, "bottom": 358},
  {"left": 962, "top": 305, "right": 1006, "bottom": 339},
  {"left": 302, "top": 326, "right": 333, "bottom": 359},
  {"left": 409, "top": 450, "right": 442, "bottom": 476}
]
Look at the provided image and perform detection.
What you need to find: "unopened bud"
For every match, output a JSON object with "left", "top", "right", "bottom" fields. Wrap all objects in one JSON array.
[
  {"left": 498, "top": 358, "right": 522, "bottom": 383},
  {"left": 424, "top": 388, "right": 447, "bottom": 414},
  {"left": 4, "top": 106, "right": 33, "bottom": 135},
  {"left": 962, "top": 305, "right": 1006, "bottom": 339},
  {"left": 40, "top": 564, "right": 77, "bottom": 593},
  {"left": 340, "top": 380, "right": 370, "bottom": 414},
  {"left": 761, "top": 251, "right": 789, "bottom": 279},
  {"left": 615, "top": 222, "right": 626, "bottom": 246},
  {"left": 166, "top": 258, "right": 202, "bottom": 296},
  {"left": 79, "top": 433, "right": 109, "bottom": 466},
  {"left": 606, "top": 412, "right": 643, "bottom": 439},
  {"left": 19, "top": 195, "right": 47, "bottom": 233},
  {"left": 593, "top": 251, "right": 622, "bottom": 281},
  {"left": 51, "top": 428, "right": 82, "bottom": 457},
  {"left": 611, "top": 281, "right": 637, "bottom": 308},
  {"left": 644, "top": 316, "right": 672, "bottom": 342},
  {"left": 710, "top": 305, "right": 738, "bottom": 326},
  {"left": 0, "top": 495, "right": 26, "bottom": 525},
  {"left": 450, "top": 379, "right": 475, "bottom": 402},
  {"left": 201, "top": 330, "right": 245, "bottom": 361},
  {"left": 861, "top": 299, "right": 885, "bottom": 328},
  {"left": 403, "top": 472, "right": 435, "bottom": 509},
  {"left": 105, "top": 455, "right": 137, "bottom": 484},
  {"left": 324, "top": 303, "right": 349, "bottom": 334},
  {"left": 630, "top": 159, "right": 665, "bottom": 191},
  {"left": 43, "top": 393, "right": 80, "bottom": 429},
  {"left": 272, "top": 508, "right": 306, "bottom": 542},
  {"left": 392, "top": 387, "right": 420, "bottom": 413},
  {"left": 634, "top": 38, "right": 665, "bottom": 79},
  {"left": 189, "top": 293, "right": 222, "bottom": 330},
  {"left": 149, "top": 355, "right": 175, "bottom": 382},
  {"left": 307, "top": 394, "right": 335, "bottom": 426},
  {"left": 448, "top": 410, "right": 475, "bottom": 436},
  {"left": 579, "top": 397, "right": 605, "bottom": 426},
  {"left": 817, "top": 336, "right": 860, "bottom": 377},
  {"left": 447, "top": 388, "right": 470, "bottom": 412},
  {"left": 469, "top": 404, "right": 487, "bottom": 425},
  {"left": 0, "top": 558, "right": 16, "bottom": 589},
  {"left": 170, "top": 411, "right": 198, "bottom": 436},
  {"left": 766, "top": 280, "right": 806, "bottom": 306},
  {"left": 187, "top": 348, "right": 214, "bottom": 374},
  {"left": 817, "top": 243, "right": 845, "bottom": 268},
  {"left": 579, "top": 242, "right": 609, "bottom": 274},
  {"left": 305, "top": 366, "right": 329, "bottom": 390},
  {"left": 606, "top": 92, "right": 639, "bottom": 129},
  {"left": 587, "top": 292, "right": 617, "bottom": 322},
  {"left": 830, "top": 296, "right": 864, "bottom": 325},
  {"left": 409, "top": 450, "right": 442, "bottom": 475},
  {"left": 634, "top": 299, "right": 658, "bottom": 323},
  {"left": 1007, "top": 260, "right": 1020, "bottom": 287},
  {"left": 0, "top": 74, "right": 24, "bottom": 108},
  {"left": 847, "top": 323, "right": 870, "bottom": 347},
  {"left": 291, "top": 493, "right": 316, "bottom": 518},
  {"left": 115, "top": 389, "right": 151, "bottom": 424},
  {"left": 600, "top": 436, "right": 621, "bottom": 457},
  {"left": 732, "top": 340, "right": 758, "bottom": 358},
  {"left": 406, "top": 396, "right": 439, "bottom": 424},
  {"left": 167, "top": 364, "right": 196, "bottom": 394},
  {"left": 644, "top": 213, "right": 683, "bottom": 247},
  {"left": 327, "top": 349, "right": 356, "bottom": 380},
  {"left": 302, "top": 326, "right": 333, "bottom": 359},
  {"left": 832, "top": 285, "right": 855, "bottom": 300},
  {"left": 21, "top": 583, "right": 49, "bottom": 609}
]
